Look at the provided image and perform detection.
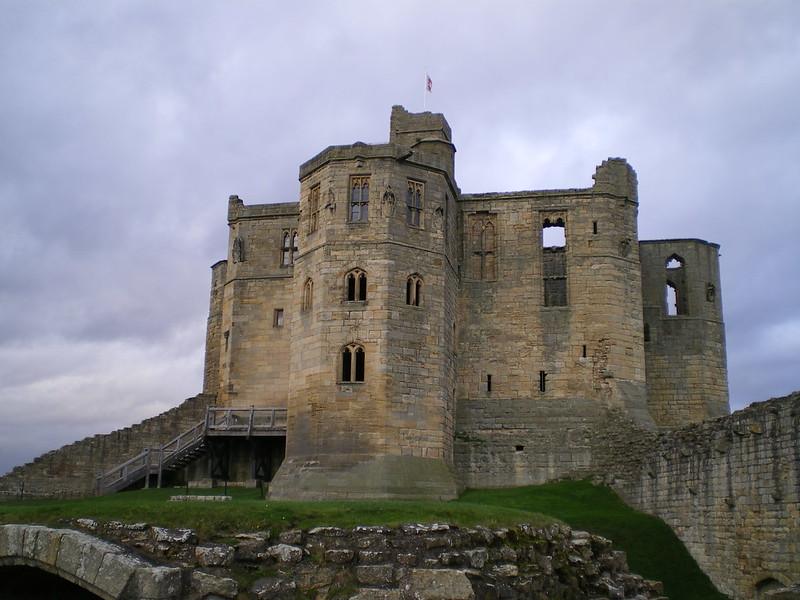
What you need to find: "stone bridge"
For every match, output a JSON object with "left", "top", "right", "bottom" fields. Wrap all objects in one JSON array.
[{"left": 0, "top": 524, "right": 182, "bottom": 599}]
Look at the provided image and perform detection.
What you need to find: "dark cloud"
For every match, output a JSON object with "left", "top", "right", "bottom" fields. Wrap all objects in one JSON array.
[{"left": 1, "top": 1, "right": 798, "bottom": 474}]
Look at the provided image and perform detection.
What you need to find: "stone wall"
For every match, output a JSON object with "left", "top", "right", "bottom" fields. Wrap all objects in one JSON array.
[
  {"left": 457, "top": 159, "right": 649, "bottom": 421},
  {"left": 0, "top": 394, "right": 213, "bottom": 499},
  {"left": 613, "top": 392, "right": 800, "bottom": 600},
  {"left": 62, "top": 518, "right": 666, "bottom": 599}
]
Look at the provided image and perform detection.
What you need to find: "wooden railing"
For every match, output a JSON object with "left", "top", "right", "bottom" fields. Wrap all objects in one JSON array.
[{"left": 206, "top": 407, "right": 287, "bottom": 436}]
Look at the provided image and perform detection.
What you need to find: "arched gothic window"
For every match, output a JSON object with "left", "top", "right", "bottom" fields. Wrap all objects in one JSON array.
[
  {"left": 406, "top": 180, "right": 423, "bottom": 227},
  {"left": 281, "top": 230, "right": 299, "bottom": 266},
  {"left": 467, "top": 214, "right": 496, "bottom": 280},
  {"left": 345, "top": 269, "right": 367, "bottom": 302},
  {"left": 406, "top": 274, "right": 423, "bottom": 306},
  {"left": 308, "top": 184, "right": 320, "bottom": 233},
  {"left": 542, "top": 216, "right": 567, "bottom": 306},
  {"left": 341, "top": 343, "right": 365, "bottom": 382},
  {"left": 350, "top": 176, "right": 370, "bottom": 222},
  {"left": 302, "top": 278, "right": 313, "bottom": 312},
  {"left": 665, "top": 254, "right": 688, "bottom": 315}
]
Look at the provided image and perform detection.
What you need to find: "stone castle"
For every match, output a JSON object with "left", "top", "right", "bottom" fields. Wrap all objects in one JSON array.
[
  {"left": 1, "top": 107, "right": 796, "bottom": 599},
  {"left": 202, "top": 105, "right": 728, "bottom": 499}
]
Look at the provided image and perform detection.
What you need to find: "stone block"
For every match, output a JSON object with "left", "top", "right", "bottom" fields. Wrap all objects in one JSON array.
[
  {"left": 399, "top": 569, "right": 474, "bottom": 600},
  {"left": 266, "top": 543, "right": 303, "bottom": 563},
  {"left": 190, "top": 570, "right": 238, "bottom": 599},
  {"left": 0, "top": 524, "right": 26, "bottom": 557},
  {"left": 94, "top": 553, "right": 150, "bottom": 599},
  {"left": 251, "top": 576, "right": 297, "bottom": 599},
  {"left": 351, "top": 589, "right": 402, "bottom": 600},
  {"left": 356, "top": 565, "right": 395, "bottom": 586},
  {"left": 195, "top": 543, "right": 235, "bottom": 567}
]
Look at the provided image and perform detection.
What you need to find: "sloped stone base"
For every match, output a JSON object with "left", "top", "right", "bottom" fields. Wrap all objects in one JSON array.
[{"left": 268, "top": 454, "right": 461, "bottom": 500}]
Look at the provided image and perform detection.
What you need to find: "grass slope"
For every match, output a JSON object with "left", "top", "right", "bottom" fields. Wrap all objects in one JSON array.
[
  {"left": 459, "top": 481, "right": 728, "bottom": 600},
  {"left": 0, "top": 486, "right": 549, "bottom": 538},
  {"left": 0, "top": 481, "right": 727, "bottom": 599}
]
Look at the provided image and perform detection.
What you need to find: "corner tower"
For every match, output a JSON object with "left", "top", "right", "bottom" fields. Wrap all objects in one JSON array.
[{"left": 268, "top": 107, "right": 461, "bottom": 499}]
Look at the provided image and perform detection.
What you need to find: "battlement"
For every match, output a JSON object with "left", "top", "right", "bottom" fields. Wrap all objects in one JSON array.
[{"left": 390, "top": 104, "right": 452, "bottom": 144}]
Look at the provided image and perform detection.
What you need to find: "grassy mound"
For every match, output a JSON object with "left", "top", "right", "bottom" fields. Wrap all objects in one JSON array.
[
  {"left": 459, "top": 480, "right": 727, "bottom": 600},
  {"left": 0, "top": 481, "right": 727, "bottom": 599}
]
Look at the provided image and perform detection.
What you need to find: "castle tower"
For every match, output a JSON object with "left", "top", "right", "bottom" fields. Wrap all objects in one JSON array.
[
  {"left": 268, "top": 107, "right": 461, "bottom": 499},
  {"left": 639, "top": 239, "right": 729, "bottom": 425}
]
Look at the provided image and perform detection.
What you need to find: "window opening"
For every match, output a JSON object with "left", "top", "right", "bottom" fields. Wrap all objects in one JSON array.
[
  {"left": 664, "top": 254, "right": 688, "bottom": 315},
  {"left": 644, "top": 323, "right": 651, "bottom": 342},
  {"left": 582, "top": 344, "right": 587, "bottom": 358},
  {"left": 350, "top": 176, "right": 370, "bottom": 222},
  {"left": 468, "top": 214, "right": 497, "bottom": 280},
  {"left": 665, "top": 282, "right": 679, "bottom": 316},
  {"left": 341, "top": 347, "right": 351, "bottom": 381},
  {"left": 487, "top": 374, "right": 492, "bottom": 393},
  {"left": 281, "top": 230, "right": 299, "bottom": 267},
  {"left": 666, "top": 257, "right": 683, "bottom": 269},
  {"left": 308, "top": 184, "right": 320, "bottom": 233},
  {"left": 341, "top": 343, "right": 365, "bottom": 382},
  {"left": 302, "top": 279, "right": 313, "bottom": 312},
  {"left": 223, "top": 330, "right": 229, "bottom": 350},
  {"left": 346, "top": 269, "right": 367, "bottom": 302},
  {"left": 539, "top": 370, "right": 547, "bottom": 392},
  {"left": 706, "top": 283, "right": 716, "bottom": 302},
  {"left": 273, "top": 309, "right": 284, "bottom": 328},
  {"left": 515, "top": 445, "right": 524, "bottom": 452},
  {"left": 542, "top": 217, "right": 567, "bottom": 306},
  {"left": 281, "top": 232, "right": 292, "bottom": 266},
  {"left": 354, "top": 347, "right": 365, "bottom": 382},
  {"left": 592, "top": 221, "right": 598, "bottom": 235},
  {"left": 406, "top": 274, "right": 423, "bottom": 306},
  {"left": 406, "top": 180, "right": 423, "bottom": 227}
]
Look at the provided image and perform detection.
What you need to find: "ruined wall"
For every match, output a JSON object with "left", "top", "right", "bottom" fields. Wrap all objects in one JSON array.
[
  {"left": 0, "top": 394, "right": 212, "bottom": 499},
  {"left": 54, "top": 519, "right": 666, "bottom": 600},
  {"left": 614, "top": 393, "right": 800, "bottom": 600},
  {"left": 456, "top": 159, "right": 649, "bottom": 427},
  {"left": 640, "top": 239, "right": 729, "bottom": 426}
]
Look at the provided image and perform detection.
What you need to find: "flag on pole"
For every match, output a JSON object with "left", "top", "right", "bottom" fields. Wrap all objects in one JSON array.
[{"left": 426, "top": 74, "right": 433, "bottom": 93}]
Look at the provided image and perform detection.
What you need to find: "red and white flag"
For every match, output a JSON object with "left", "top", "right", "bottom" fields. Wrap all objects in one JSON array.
[{"left": 426, "top": 74, "right": 433, "bottom": 93}]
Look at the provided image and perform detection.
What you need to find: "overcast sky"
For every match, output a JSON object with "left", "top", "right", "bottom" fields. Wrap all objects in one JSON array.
[{"left": 1, "top": 1, "right": 798, "bottom": 475}]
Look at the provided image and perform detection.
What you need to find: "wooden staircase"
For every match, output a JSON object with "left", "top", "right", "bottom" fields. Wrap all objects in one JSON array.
[{"left": 95, "top": 407, "right": 287, "bottom": 495}]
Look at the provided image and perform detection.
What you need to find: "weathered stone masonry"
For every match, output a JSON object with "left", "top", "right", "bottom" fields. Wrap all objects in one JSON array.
[{"left": 613, "top": 393, "right": 800, "bottom": 600}]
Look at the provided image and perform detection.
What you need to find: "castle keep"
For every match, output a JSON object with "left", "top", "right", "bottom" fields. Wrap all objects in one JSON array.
[
  {"left": 202, "top": 106, "right": 729, "bottom": 500},
  {"left": 3, "top": 106, "right": 797, "bottom": 599}
]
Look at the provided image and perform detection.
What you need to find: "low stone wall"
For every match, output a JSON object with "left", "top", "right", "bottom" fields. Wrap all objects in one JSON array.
[
  {"left": 613, "top": 392, "right": 800, "bottom": 600},
  {"left": 0, "top": 394, "right": 214, "bottom": 499},
  {"left": 71, "top": 518, "right": 666, "bottom": 599}
]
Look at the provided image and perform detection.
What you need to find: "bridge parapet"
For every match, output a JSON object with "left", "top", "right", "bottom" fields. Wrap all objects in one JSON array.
[{"left": 0, "top": 524, "right": 181, "bottom": 599}]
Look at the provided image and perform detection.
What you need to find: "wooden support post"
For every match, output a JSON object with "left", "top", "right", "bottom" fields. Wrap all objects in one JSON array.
[
  {"left": 144, "top": 450, "right": 150, "bottom": 489},
  {"left": 157, "top": 449, "right": 164, "bottom": 489}
]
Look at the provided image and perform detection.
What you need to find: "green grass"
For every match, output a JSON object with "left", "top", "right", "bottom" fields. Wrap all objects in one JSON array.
[
  {"left": 0, "top": 481, "right": 727, "bottom": 599},
  {"left": 459, "top": 480, "right": 728, "bottom": 600},
  {"left": 0, "top": 486, "right": 549, "bottom": 538}
]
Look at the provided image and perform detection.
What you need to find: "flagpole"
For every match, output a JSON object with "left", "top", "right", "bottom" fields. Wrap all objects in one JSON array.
[{"left": 423, "top": 72, "right": 427, "bottom": 111}]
